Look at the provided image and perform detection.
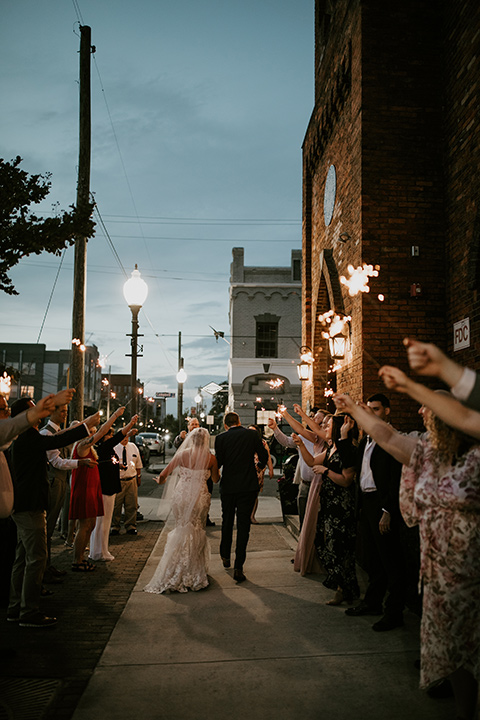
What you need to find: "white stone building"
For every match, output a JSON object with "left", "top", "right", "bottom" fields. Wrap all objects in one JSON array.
[{"left": 228, "top": 247, "right": 303, "bottom": 426}]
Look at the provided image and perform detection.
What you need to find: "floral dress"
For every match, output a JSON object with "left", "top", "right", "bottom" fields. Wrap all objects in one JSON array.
[
  {"left": 315, "top": 446, "right": 359, "bottom": 601},
  {"left": 400, "top": 436, "right": 480, "bottom": 688}
]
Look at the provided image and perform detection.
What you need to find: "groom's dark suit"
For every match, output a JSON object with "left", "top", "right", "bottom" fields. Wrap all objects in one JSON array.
[{"left": 215, "top": 424, "right": 268, "bottom": 572}]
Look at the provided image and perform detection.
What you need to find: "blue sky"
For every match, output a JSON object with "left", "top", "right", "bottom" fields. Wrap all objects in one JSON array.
[{"left": 0, "top": 0, "right": 314, "bottom": 413}]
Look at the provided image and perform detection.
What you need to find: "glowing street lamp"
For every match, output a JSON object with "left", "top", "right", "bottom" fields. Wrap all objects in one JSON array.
[{"left": 123, "top": 265, "right": 148, "bottom": 418}]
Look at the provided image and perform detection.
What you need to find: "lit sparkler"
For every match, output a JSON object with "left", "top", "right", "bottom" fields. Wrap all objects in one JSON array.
[
  {"left": 340, "top": 264, "right": 380, "bottom": 296},
  {"left": 275, "top": 403, "right": 287, "bottom": 419},
  {"left": 266, "top": 378, "right": 284, "bottom": 389},
  {"left": 0, "top": 372, "right": 12, "bottom": 397}
]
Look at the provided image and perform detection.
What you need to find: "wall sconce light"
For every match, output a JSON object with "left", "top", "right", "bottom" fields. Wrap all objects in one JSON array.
[
  {"left": 338, "top": 232, "right": 351, "bottom": 243},
  {"left": 297, "top": 346, "right": 314, "bottom": 381},
  {"left": 319, "top": 310, "right": 351, "bottom": 361},
  {"left": 329, "top": 334, "right": 347, "bottom": 359}
]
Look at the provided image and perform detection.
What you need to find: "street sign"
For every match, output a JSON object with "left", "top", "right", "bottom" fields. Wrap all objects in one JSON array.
[
  {"left": 155, "top": 392, "right": 176, "bottom": 398},
  {"left": 453, "top": 318, "right": 470, "bottom": 351},
  {"left": 202, "top": 382, "right": 225, "bottom": 395}
]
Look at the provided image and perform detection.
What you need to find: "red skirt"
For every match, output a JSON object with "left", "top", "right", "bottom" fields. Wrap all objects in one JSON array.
[{"left": 69, "top": 448, "right": 104, "bottom": 520}]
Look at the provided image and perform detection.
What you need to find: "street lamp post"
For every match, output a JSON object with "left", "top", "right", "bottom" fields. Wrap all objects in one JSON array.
[
  {"left": 194, "top": 388, "right": 203, "bottom": 422},
  {"left": 176, "top": 331, "right": 187, "bottom": 434},
  {"left": 123, "top": 265, "right": 148, "bottom": 419}
]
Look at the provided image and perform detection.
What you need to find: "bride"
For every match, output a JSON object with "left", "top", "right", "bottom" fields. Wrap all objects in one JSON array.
[{"left": 144, "top": 427, "right": 219, "bottom": 594}]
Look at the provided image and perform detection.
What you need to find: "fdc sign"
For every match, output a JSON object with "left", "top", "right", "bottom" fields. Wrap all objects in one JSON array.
[{"left": 453, "top": 317, "right": 470, "bottom": 351}]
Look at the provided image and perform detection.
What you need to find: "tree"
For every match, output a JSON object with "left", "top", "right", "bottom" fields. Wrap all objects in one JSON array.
[{"left": 0, "top": 156, "right": 95, "bottom": 295}]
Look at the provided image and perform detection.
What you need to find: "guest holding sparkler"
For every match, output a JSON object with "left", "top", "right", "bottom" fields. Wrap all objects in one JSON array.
[
  {"left": 334, "top": 388, "right": 480, "bottom": 720},
  {"left": 89, "top": 415, "right": 138, "bottom": 562},
  {"left": 248, "top": 424, "right": 274, "bottom": 523},
  {"left": 272, "top": 405, "right": 327, "bottom": 526},
  {"left": 277, "top": 404, "right": 330, "bottom": 576},
  {"left": 69, "top": 406, "right": 126, "bottom": 572},
  {"left": 293, "top": 414, "right": 360, "bottom": 605}
]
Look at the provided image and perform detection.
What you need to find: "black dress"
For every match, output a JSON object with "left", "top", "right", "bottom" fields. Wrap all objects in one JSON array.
[
  {"left": 315, "top": 446, "right": 359, "bottom": 601},
  {"left": 95, "top": 431, "right": 123, "bottom": 496}
]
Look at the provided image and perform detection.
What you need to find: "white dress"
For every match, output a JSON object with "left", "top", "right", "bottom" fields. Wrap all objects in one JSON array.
[{"left": 144, "top": 467, "right": 211, "bottom": 594}]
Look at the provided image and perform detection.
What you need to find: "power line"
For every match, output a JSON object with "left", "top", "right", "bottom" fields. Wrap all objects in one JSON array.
[
  {"left": 103, "top": 215, "right": 300, "bottom": 225},
  {"left": 36, "top": 249, "right": 67, "bottom": 344},
  {"left": 107, "top": 234, "right": 300, "bottom": 243}
]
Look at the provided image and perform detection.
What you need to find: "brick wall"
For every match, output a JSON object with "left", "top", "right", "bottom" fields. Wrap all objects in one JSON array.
[
  {"left": 302, "top": 0, "right": 473, "bottom": 431},
  {"left": 443, "top": 0, "right": 480, "bottom": 366}
]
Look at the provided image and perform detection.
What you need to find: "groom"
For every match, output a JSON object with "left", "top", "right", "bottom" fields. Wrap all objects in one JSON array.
[{"left": 215, "top": 412, "right": 268, "bottom": 582}]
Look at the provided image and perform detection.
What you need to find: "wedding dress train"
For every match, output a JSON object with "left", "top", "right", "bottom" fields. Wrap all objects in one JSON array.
[{"left": 144, "top": 467, "right": 211, "bottom": 594}]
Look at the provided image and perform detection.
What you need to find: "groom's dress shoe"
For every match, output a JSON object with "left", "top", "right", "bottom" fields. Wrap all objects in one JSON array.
[
  {"left": 372, "top": 615, "right": 404, "bottom": 632},
  {"left": 233, "top": 569, "right": 246, "bottom": 583},
  {"left": 221, "top": 557, "right": 231, "bottom": 568}
]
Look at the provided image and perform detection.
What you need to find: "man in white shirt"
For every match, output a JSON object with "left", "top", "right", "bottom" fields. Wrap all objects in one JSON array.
[
  {"left": 40, "top": 403, "right": 96, "bottom": 582},
  {"left": 344, "top": 394, "right": 405, "bottom": 632},
  {"left": 111, "top": 436, "right": 143, "bottom": 536}
]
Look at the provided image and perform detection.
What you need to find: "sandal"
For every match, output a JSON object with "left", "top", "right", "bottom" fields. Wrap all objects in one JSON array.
[{"left": 71, "top": 560, "right": 95, "bottom": 572}]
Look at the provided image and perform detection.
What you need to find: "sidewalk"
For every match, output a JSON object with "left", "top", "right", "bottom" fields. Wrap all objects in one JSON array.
[
  {"left": 1, "top": 493, "right": 454, "bottom": 720},
  {"left": 73, "top": 495, "right": 452, "bottom": 720}
]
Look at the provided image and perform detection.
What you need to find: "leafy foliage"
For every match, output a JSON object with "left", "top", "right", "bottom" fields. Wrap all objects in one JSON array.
[{"left": 0, "top": 156, "right": 95, "bottom": 295}]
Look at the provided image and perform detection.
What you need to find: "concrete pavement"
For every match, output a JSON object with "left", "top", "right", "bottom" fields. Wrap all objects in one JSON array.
[{"left": 70, "top": 492, "right": 454, "bottom": 720}]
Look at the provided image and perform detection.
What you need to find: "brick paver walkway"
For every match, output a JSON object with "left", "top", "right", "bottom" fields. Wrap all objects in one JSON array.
[{"left": 0, "top": 520, "right": 162, "bottom": 720}]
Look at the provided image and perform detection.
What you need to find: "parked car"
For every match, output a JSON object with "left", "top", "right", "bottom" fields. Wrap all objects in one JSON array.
[
  {"left": 133, "top": 435, "right": 151, "bottom": 466},
  {"left": 136, "top": 432, "right": 165, "bottom": 456}
]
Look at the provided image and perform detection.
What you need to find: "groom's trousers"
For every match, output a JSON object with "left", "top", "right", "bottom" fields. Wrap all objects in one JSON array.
[{"left": 220, "top": 490, "right": 257, "bottom": 569}]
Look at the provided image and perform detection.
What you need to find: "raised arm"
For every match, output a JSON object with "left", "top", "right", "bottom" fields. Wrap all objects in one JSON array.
[
  {"left": 379, "top": 365, "right": 480, "bottom": 440},
  {"left": 120, "top": 415, "right": 138, "bottom": 437},
  {"left": 280, "top": 407, "right": 317, "bottom": 443},
  {"left": 76, "top": 407, "right": 127, "bottom": 457},
  {"left": 403, "top": 338, "right": 464, "bottom": 386},
  {"left": 267, "top": 418, "right": 296, "bottom": 448},
  {"left": 291, "top": 433, "right": 327, "bottom": 467},
  {"left": 334, "top": 393, "right": 417, "bottom": 466},
  {"left": 292, "top": 403, "right": 327, "bottom": 441}
]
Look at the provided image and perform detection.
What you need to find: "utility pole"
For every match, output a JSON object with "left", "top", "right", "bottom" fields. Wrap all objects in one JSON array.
[{"left": 70, "top": 25, "right": 92, "bottom": 421}]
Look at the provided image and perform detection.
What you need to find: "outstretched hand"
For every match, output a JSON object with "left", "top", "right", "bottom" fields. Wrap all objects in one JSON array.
[
  {"left": 333, "top": 393, "right": 356, "bottom": 413},
  {"left": 403, "top": 337, "right": 446, "bottom": 377},
  {"left": 84, "top": 411, "right": 101, "bottom": 428},
  {"left": 267, "top": 417, "right": 277, "bottom": 430},
  {"left": 293, "top": 403, "right": 303, "bottom": 416},
  {"left": 379, "top": 365, "right": 410, "bottom": 393},
  {"left": 291, "top": 432, "right": 303, "bottom": 446},
  {"left": 340, "top": 415, "right": 355, "bottom": 439}
]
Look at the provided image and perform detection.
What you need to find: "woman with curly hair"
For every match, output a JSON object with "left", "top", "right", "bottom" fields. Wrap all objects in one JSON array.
[{"left": 335, "top": 383, "right": 480, "bottom": 720}]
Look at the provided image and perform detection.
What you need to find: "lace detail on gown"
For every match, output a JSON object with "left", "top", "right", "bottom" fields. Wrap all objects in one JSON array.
[{"left": 144, "top": 467, "right": 211, "bottom": 594}]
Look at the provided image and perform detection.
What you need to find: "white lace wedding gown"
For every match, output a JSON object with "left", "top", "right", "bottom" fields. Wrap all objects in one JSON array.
[{"left": 144, "top": 467, "right": 211, "bottom": 594}]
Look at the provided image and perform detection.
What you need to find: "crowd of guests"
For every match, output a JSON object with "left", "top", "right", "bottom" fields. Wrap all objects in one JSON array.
[
  {"left": 0, "top": 336, "right": 478, "bottom": 719},
  {"left": 273, "top": 338, "right": 479, "bottom": 720},
  {"left": 0, "top": 393, "right": 142, "bottom": 630}
]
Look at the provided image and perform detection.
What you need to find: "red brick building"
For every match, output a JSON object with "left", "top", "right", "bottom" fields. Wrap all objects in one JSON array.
[{"left": 302, "top": 0, "right": 480, "bottom": 429}]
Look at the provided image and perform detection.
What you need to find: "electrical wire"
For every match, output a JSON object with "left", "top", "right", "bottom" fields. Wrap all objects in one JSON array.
[{"left": 36, "top": 249, "right": 67, "bottom": 344}]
